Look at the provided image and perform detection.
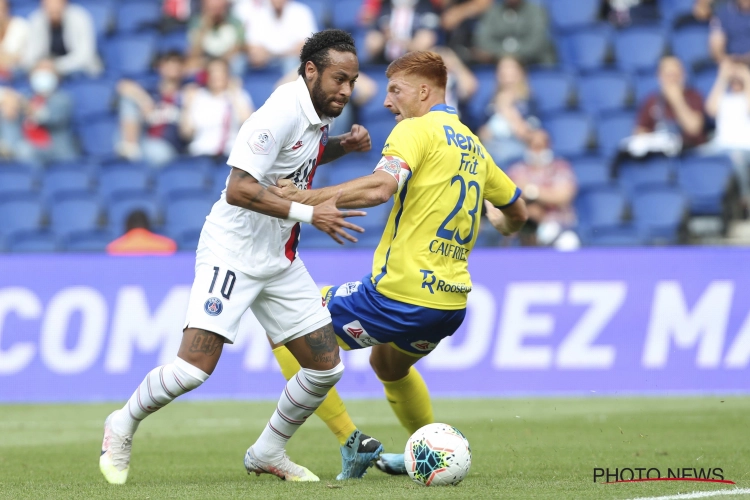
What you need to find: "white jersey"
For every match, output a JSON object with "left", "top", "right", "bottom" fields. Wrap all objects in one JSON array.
[{"left": 201, "top": 76, "right": 333, "bottom": 279}]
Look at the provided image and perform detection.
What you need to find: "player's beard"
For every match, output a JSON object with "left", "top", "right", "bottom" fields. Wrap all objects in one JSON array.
[{"left": 311, "top": 76, "right": 346, "bottom": 118}]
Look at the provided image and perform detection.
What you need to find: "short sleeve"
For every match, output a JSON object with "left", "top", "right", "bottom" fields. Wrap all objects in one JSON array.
[
  {"left": 226, "top": 105, "right": 294, "bottom": 182},
  {"left": 485, "top": 157, "right": 521, "bottom": 208},
  {"left": 380, "top": 118, "right": 428, "bottom": 173}
]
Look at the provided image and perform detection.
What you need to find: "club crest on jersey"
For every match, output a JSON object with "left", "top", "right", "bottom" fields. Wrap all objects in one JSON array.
[
  {"left": 320, "top": 125, "right": 329, "bottom": 146},
  {"left": 410, "top": 340, "right": 438, "bottom": 352},
  {"left": 342, "top": 320, "right": 380, "bottom": 347},
  {"left": 204, "top": 297, "right": 223, "bottom": 316},
  {"left": 248, "top": 129, "right": 275, "bottom": 155}
]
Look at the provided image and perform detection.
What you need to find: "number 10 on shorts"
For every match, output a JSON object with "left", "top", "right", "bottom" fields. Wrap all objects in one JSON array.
[{"left": 209, "top": 266, "right": 236, "bottom": 300}]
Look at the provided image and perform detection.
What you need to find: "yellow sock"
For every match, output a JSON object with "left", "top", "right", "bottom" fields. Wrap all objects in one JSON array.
[
  {"left": 272, "top": 345, "right": 356, "bottom": 445},
  {"left": 380, "top": 366, "right": 433, "bottom": 434}
]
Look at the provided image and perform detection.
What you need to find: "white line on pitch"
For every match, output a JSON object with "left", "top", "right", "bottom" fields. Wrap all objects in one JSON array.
[{"left": 625, "top": 488, "right": 750, "bottom": 500}]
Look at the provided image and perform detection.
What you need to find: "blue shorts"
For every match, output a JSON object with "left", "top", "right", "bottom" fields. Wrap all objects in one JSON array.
[{"left": 324, "top": 276, "right": 466, "bottom": 356}]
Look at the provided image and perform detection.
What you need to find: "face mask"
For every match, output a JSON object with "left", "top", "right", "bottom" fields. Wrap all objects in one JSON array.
[
  {"left": 30, "top": 70, "right": 59, "bottom": 95},
  {"left": 526, "top": 148, "right": 553, "bottom": 167}
]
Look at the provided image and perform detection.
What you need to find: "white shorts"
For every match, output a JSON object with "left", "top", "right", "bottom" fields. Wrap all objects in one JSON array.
[{"left": 183, "top": 244, "right": 331, "bottom": 344}]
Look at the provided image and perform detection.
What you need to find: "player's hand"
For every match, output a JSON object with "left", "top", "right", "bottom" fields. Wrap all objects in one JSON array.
[
  {"left": 484, "top": 200, "right": 510, "bottom": 235},
  {"left": 340, "top": 124, "right": 372, "bottom": 153},
  {"left": 268, "top": 178, "right": 302, "bottom": 202},
  {"left": 312, "top": 191, "right": 366, "bottom": 244}
]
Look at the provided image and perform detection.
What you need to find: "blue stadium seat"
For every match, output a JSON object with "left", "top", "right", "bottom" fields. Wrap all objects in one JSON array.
[
  {"left": 77, "top": 116, "right": 118, "bottom": 158},
  {"left": 66, "top": 229, "right": 114, "bottom": 252},
  {"left": 358, "top": 67, "right": 391, "bottom": 122},
  {"left": 328, "top": 162, "right": 377, "bottom": 186},
  {"left": 614, "top": 27, "right": 666, "bottom": 73},
  {"left": 560, "top": 24, "right": 611, "bottom": 72},
  {"left": 107, "top": 191, "right": 161, "bottom": 232},
  {"left": 64, "top": 79, "right": 115, "bottom": 122},
  {"left": 632, "top": 186, "right": 687, "bottom": 244},
  {"left": 363, "top": 115, "right": 396, "bottom": 159},
  {"left": 571, "top": 157, "right": 611, "bottom": 191},
  {"left": 634, "top": 73, "right": 659, "bottom": 104},
  {"left": 677, "top": 156, "right": 734, "bottom": 215},
  {"left": 0, "top": 165, "right": 36, "bottom": 195},
  {"left": 596, "top": 111, "right": 635, "bottom": 157},
  {"left": 585, "top": 225, "right": 645, "bottom": 246},
  {"left": 158, "top": 30, "right": 189, "bottom": 55},
  {"left": 42, "top": 167, "right": 92, "bottom": 200},
  {"left": 548, "top": 0, "right": 599, "bottom": 31},
  {"left": 8, "top": 230, "right": 61, "bottom": 253},
  {"left": 692, "top": 66, "right": 718, "bottom": 99},
  {"left": 296, "top": 0, "right": 329, "bottom": 31},
  {"left": 618, "top": 159, "right": 674, "bottom": 197},
  {"left": 244, "top": 70, "right": 285, "bottom": 109},
  {"left": 330, "top": 0, "right": 362, "bottom": 31},
  {"left": 464, "top": 65, "right": 496, "bottom": 129},
  {"left": 73, "top": 0, "right": 113, "bottom": 38},
  {"left": 9, "top": 2, "right": 36, "bottom": 18},
  {"left": 0, "top": 194, "right": 44, "bottom": 236},
  {"left": 116, "top": 2, "right": 162, "bottom": 33},
  {"left": 155, "top": 164, "right": 210, "bottom": 200},
  {"left": 103, "top": 33, "right": 158, "bottom": 78},
  {"left": 98, "top": 164, "right": 151, "bottom": 199},
  {"left": 577, "top": 72, "right": 631, "bottom": 116},
  {"left": 164, "top": 189, "right": 216, "bottom": 236},
  {"left": 173, "top": 229, "right": 200, "bottom": 251},
  {"left": 528, "top": 70, "right": 573, "bottom": 114},
  {"left": 660, "top": 0, "right": 696, "bottom": 27},
  {"left": 575, "top": 185, "right": 628, "bottom": 230},
  {"left": 212, "top": 167, "right": 231, "bottom": 196},
  {"left": 672, "top": 25, "right": 711, "bottom": 71},
  {"left": 545, "top": 112, "right": 592, "bottom": 157},
  {"left": 50, "top": 191, "right": 101, "bottom": 237}
]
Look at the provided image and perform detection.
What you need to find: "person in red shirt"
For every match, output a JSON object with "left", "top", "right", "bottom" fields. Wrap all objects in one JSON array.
[{"left": 107, "top": 210, "right": 177, "bottom": 255}]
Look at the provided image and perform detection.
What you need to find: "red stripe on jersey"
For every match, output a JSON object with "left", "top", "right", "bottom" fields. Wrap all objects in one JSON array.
[
  {"left": 309, "top": 125, "right": 328, "bottom": 189},
  {"left": 284, "top": 222, "right": 301, "bottom": 262}
]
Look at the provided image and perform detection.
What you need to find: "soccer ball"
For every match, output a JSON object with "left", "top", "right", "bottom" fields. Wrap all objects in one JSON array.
[{"left": 404, "top": 423, "right": 472, "bottom": 486}]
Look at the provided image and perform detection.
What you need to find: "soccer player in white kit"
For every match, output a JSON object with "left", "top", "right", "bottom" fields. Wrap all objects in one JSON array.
[{"left": 99, "top": 30, "right": 373, "bottom": 484}]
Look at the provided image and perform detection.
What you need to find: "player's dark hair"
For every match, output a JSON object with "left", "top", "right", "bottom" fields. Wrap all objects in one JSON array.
[
  {"left": 125, "top": 210, "right": 151, "bottom": 232},
  {"left": 297, "top": 29, "right": 357, "bottom": 77}
]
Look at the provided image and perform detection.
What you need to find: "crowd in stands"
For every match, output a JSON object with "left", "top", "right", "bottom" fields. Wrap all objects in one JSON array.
[{"left": 0, "top": 0, "right": 749, "bottom": 253}]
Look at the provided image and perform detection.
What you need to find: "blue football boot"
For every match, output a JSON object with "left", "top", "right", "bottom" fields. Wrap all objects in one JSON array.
[
  {"left": 375, "top": 453, "right": 408, "bottom": 475},
  {"left": 336, "top": 430, "right": 383, "bottom": 480}
]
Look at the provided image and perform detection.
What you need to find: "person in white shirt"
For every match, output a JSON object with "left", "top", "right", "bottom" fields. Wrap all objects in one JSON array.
[
  {"left": 0, "top": 0, "right": 28, "bottom": 79},
  {"left": 99, "top": 30, "right": 374, "bottom": 485}
]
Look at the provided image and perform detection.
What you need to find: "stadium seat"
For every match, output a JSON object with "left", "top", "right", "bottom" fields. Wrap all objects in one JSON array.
[
  {"left": 174, "top": 229, "right": 201, "bottom": 251},
  {"left": 107, "top": 190, "right": 161, "bottom": 232},
  {"left": 8, "top": 230, "right": 61, "bottom": 253},
  {"left": 560, "top": 24, "right": 611, "bottom": 72},
  {"left": 155, "top": 164, "right": 210, "bottom": 200},
  {"left": 330, "top": 0, "right": 363, "bottom": 31},
  {"left": 585, "top": 225, "right": 645, "bottom": 246},
  {"left": 545, "top": 112, "right": 592, "bottom": 157},
  {"left": 575, "top": 185, "right": 628, "bottom": 230},
  {"left": 49, "top": 192, "right": 102, "bottom": 237},
  {"left": 577, "top": 72, "right": 632, "bottom": 116},
  {"left": 528, "top": 70, "right": 573, "bottom": 114},
  {"left": 244, "top": 70, "right": 285, "bottom": 109},
  {"left": 42, "top": 167, "right": 93, "bottom": 200},
  {"left": 677, "top": 156, "right": 735, "bottom": 215},
  {"left": 634, "top": 73, "right": 659, "bottom": 104},
  {"left": 362, "top": 115, "right": 396, "bottom": 159},
  {"left": 296, "top": 0, "right": 329, "bottom": 31},
  {"left": 672, "top": 25, "right": 711, "bottom": 72},
  {"left": 164, "top": 189, "right": 216, "bottom": 236},
  {"left": 614, "top": 27, "right": 666, "bottom": 73},
  {"left": 0, "top": 165, "right": 36, "bottom": 196},
  {"left": 103, "top": 33, "right": 158, "bottom": 78},
  {"left": 72, "top": 0, "right": 113, "bottom": 38},
  {"left": 9, "top": 2, "right": 36, "bottom": 18},
  {"left": 547, "top": 0, "right": 599, "bottom": 31},
  {"left": 692, "top": 66, "right": 718, "bottom": 99},
  {"left": 596, "top": 111, "right": 635, "bottom": 157},
  {"left": 660, "top": 0, "right": 697, "bottom": 27},
  {"left": 631, "top": 186, "right": 687, "bottom": 244},
  {"left": 571, "top": 157, "right": 611, "bottom": 191},
  {"left": 212, "top": 167, "right": 231, "bottom": 196},
  {"left": 77, "top": 116, "right": 118, "bottom": 158},
  {"left": 618, "top": 159, "right": 674, "bottom": 197},
  {"left": 328, "top": 161, "right": 377, "bottom": 186},
  {"left": 0, "top": 194, "right": 44, "bottom": 237},
  {"left": 64, "top": 79, "right": 115, "bottom": 122},
  {"left": 116, "top": 2, "right": 162, "bottom": 33},
  {"left": 464, "top": 65, "right": 496, "bottom": 129},
  {"left": 66, "top": 229, "right": 114, "bottom": 252},
  {"left": 98, "top": 163, "right": 152, "bottom": 199},
  {"left": 158, "top": 30, "right": 189, "bottom": 55}
]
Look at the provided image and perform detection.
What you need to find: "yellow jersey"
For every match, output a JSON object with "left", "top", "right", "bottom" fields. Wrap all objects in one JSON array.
[{"left": 370, "top": 104, "right": 520, "bottom": 310}]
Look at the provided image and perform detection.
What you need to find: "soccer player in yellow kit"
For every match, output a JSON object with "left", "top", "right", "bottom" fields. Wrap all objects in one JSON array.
[{"left": 268, "top": 51, "right": 528, "bottom": 479}]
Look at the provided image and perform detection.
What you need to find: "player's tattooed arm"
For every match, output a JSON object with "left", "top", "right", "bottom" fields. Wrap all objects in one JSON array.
[
  {"left": 319, "top": 124, "right": 372, "bottom": 165},
  {"left": 304, "top": 324, "right": 341, "bottom": 367},
  {"left": 319, "top": 136, "right": 347, "bottom": 165},
  {"left": 225, "top": 167, "right": 294, "bottom": 218}
]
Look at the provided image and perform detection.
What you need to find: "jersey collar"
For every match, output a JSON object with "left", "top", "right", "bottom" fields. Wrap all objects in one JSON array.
[
  {"left": 295, "top": 76, "right": 333, "bottom": 127},
  {"left": 429, "top": 104, "right": 458, "bottom": 114}
]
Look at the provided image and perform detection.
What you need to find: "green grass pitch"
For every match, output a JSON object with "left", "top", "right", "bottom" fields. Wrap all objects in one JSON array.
[{"left": 1, "top": 397, "right": 749, "bottom": 499}]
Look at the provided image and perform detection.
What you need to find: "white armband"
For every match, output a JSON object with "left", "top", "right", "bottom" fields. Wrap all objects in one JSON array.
[{"left": 287, "top": 202, "right": 314, "bottom": 224}]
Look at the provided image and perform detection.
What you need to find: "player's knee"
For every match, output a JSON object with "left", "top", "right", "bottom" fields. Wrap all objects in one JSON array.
[
  {"left": 369, "top": 351, "right": 409, "bottom": 381},
  {"left": 173, "top": 357, "right": 210, "bottom": 392},
  {"left": 300, "top": 362, "right": 345, "bottom": 390}
]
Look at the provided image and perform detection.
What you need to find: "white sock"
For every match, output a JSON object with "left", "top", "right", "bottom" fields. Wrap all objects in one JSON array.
[
  {"left": 111, "top": 357, "right": 209, "bottom": 436},
  {"left": 253, "top": 364, "right": 344, "bottom": 462}
]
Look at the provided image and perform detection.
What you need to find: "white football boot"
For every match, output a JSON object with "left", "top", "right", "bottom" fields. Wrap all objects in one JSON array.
[
  {"left": 244, "top": 446, "right": 319, "bottom": 482},
  {"left": 99, "top": 411, "right": 133, "bottom": 485}
]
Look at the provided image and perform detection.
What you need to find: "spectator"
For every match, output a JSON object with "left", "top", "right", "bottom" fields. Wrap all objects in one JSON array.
[
  {"left": 245, "top": 0, "right": 317, "bottom": 73},
  {"left": 187, "top": 0, "right": 246, "bottom": 76},
  {"left": 503, "top": 129, "right": 578, "bottom": 248},
  {"left": 23, "top": 0, "right": 101, "bottom": 77},
  {"left": 179, "top": 57, "right": 253, "bottom": 158},
  {"left": 116, "top": 51, "right": 187, "bottom": 167},
  {"left": 438, "top": 0, "right": 494, "bottom": 62},
  {"left": 107, "top": 210, "right": 177, "bottom": 256},
  {"left": 633, "top": 56, "right": 706, "bottom": 152},
  {"left": 710, "top": 0, "right": 750, "bottom": 64},
  {"left": 704, "top": 59, "right": 750, "bottom": 207},
  {"left": 473, "top": 0, "right": 556, "bottom": 66},
  {"left": 693, "top": 0, "right": 718, "bottom": 22},
  {"left": 478, "top": 56, "right": 535, "bottom": 165},
  {"left": 0, "top": 59, "right": 77, "bottom": 165},
  {"left": 603, "top": 0, "right": 659, "bottom": 27},
  {"left": 0, "top": 0, "right": 29, "bottom": 80},
  {"left": 364, "top": 0, "right": 440, "bottom": 64}
]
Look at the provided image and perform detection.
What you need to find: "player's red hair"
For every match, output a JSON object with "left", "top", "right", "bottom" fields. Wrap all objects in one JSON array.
[{"left": 386, "top": 51, "right": 448, "bottom": 89}]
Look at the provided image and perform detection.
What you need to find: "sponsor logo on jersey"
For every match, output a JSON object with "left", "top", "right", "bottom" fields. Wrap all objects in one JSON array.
[
  {"left": 292, "top": 140, "right": 303, "bottom": 150},
  {"left": 248, "top": 129, "right": 276, "bottom": 155},
  {"left": 320, "top": 125, "right": 329, "bottom": 146},
  {"left": 342, "top": 320, "right": 380, "bottom": 347},
  {"left": 410, "top": 340, "right": 438, "bottom": 352},
  {"left": 334, "top": 281, "right": 361, "bottom": 297},
  {"left": 204, "top": 297, "right": 223, "bottom": 316},
  {"left": 420, "top": 269, "right": 436, "bottom": 294}
]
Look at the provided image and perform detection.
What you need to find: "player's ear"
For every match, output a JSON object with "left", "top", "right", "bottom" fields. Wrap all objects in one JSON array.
[
  {"left": 304, "top": 61, "right": 318, "bottom": 82},
  {"left": 419, "top": 84, "right": 430, "bottom": 101}
]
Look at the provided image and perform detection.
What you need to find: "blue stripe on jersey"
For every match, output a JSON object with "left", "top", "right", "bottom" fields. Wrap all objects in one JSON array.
[
  {"left": 430, "top": 104, "right": 458, "bottom": 114},
  {"left": 497, "top": 187, "right": 522, "bottom": 209},
  {"left": 373, "top": 170, "right": 413, "bottom": 286}
]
